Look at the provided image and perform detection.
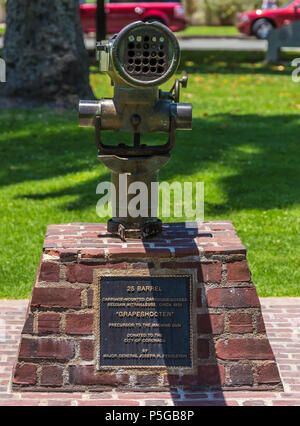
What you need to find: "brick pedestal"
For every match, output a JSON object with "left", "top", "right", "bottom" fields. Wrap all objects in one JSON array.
[{"left": 12, "top": 221, "right": 283, "bottom": 392}]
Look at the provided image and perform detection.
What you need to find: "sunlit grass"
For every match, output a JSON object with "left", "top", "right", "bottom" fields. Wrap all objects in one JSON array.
[{"left": 178, "top": 25, "right": 239, "bottom": 37}]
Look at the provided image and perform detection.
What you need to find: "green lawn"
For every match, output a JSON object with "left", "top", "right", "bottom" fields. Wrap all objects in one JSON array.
[
  {"left": 178, "top": 26, "right": 238, "bottom": 37},
  {"left": 0, "top": 51, "right": 299, "bottom": 298},
  {"left": 0, "top": 24, "right": 240, "bottom": 38}
]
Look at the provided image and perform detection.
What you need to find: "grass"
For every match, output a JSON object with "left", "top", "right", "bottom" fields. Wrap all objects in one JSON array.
[
  {"left": 0, "top": 24, "right": 240, "bottom": 38},
  {"left": 0, "top": 51, "right": 299, "bottom": 298},
  {"left": 178, "top": 25, "right": 239, "bottom": 37}
]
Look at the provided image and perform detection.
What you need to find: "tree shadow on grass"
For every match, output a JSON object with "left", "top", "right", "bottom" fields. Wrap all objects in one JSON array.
[
  {"left": 1, "top": 109, "right": 299, "bottom": 215},
  {"left": 178, "top": 50, "right": 296, "bottom": 76},
  {"left": 18, "top": 172, "right": 112, "bottom": 212},
  {"left": 160, "top": 113, "right": 300, "bottom": 216}
]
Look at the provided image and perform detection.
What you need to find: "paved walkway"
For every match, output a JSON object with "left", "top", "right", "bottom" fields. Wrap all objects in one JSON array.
[
  {"left": 0, "top": 298, "right": 300, "bottom": 406},
  {"left": 1, "top": 34, "right": 300, "bottom": 52},
  {"left": 83, "top": 36, "right": 300, "bottom": 52},
  {"left": 0, "top": 35, "right": 273, "bottom": 52}
]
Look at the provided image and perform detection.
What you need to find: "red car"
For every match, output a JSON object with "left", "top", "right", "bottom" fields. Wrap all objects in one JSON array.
[
  {"left": 79, "top": 0, "right": 186, "bottom": 34},
  {"left": 237, "top": 0, "right": 300, "bottom": 39}
]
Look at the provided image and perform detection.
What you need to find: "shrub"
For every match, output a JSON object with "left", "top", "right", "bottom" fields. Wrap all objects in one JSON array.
[{"left": 201, "top": 0, "right": 286, "bottom": 26}]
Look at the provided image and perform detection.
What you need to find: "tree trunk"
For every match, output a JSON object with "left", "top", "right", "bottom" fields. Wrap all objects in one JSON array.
[
  {"left": 2, "top": 0, "right": 94, "bottom": 108},
  {"left": 96, "top": 0, "right": 106, "bottom": 42}
]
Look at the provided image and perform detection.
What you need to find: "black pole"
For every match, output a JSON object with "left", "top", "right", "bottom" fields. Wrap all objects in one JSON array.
[{"left": 96, "top": 0, "right": 106, "bottom": 42}]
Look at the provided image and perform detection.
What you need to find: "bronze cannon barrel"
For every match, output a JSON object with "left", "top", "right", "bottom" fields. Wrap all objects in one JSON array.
[{"left": 79, "top": 99, "right": 192, "bottom": 132}]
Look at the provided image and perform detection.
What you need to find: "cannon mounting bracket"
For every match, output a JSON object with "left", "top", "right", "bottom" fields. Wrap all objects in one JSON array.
[{"left": 95, "top": 115, "right": 176, "bottom": 157}]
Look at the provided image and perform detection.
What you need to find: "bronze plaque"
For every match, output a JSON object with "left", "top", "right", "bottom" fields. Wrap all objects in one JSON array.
[{"left": 99, "top": 276, "right": 192, "bottom": 369}]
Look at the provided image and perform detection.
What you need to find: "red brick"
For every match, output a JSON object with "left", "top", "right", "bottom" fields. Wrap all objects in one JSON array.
[
  {"left": 36, "top": 339, "right": 74, "bottom": 360},
  {"left": 197, "top": 288, "right": 202, "bottom": 307},
  {"left": 66, "top": 264, "right": 94, "bottom": 283},
  {"left": 77, "top": 400, "right": 139, "bottom": 406},
  {"left": 81, "top": 232, "right": 103, "bottom": 238},
  {"left": 20, "top": 393, "right": 84, "bottom": 399},
  {"left": 38, "top": 313, "right": 61, "bottom": 334},
  {"left": 47, "top": 401, "right": 72, "bottom": 406},
  {"left": 229, "top": 313, "right": 253, "bottom": 333},
  {"left": 227, "top": 261, "right": 251, "bottom": 282},
  {"left": 117, "top": 392, "right": 178, "bottom": 399},
  {"left": 273, "top": 401, "right": 299, "bottom": 406},
  {"left": 203, "top": 246, "right": 246, "bottom": 256},
  {"left": 135, "top": 374, "right": 159, "bottom": 386},
  {"left": 182, "top": 393, "right": 208, "bottom": 400},
  {"left": 39, "top": 262, "right": 60, "bottom": 282},
  {"left": 164, "top": 374, "right": 200, "bottom": 386},
  {"left": 19, "top": 338, "right": 35, "bottom": 359},
  {"left": 131, "top": 262, "right": 155, "bottom": 269},
  {"left": 109, "top": 247, "right": 171, "bottom": 258},
  {"left": 144, "top": 248, "right": 171, "bottom": 258},
  {"left": 256, "top": 314, "right": 266, "bottom": 333},
  {"left": 0, "top": 401, "right": 40, "bottom": 406},
  {"left": 160, "top": 261, "right": 199, "bottom": 271},
  {"left": 175, "top": 401, "right": 238, "bottom": 407},
  {"left": 209, "top": 222, "right": 234, "bottom": 230},
  {"left": 87, "top": 289, "right": 94, "bottom": 308},
  {"left": 145, "top": 400, "right": 169, "bottom": 406},
  {"left": 206, "top": 287, "right": 260, "bottom": 308},
  {"left": 13, "top": 364, "right": 37, "bottom": 385},
  {"left": 69, "top": 366, "right": 129, "bottom": 386},
  {"left": 257, "top": 362, "right": 281, "bottom": 384},
  {"left": 19, "top": 338, "right": 74, "bottom": 360},
  {"left": 243, "top": 400, "right": 266, "bottom": 406},
  {"left": 165, "top": 365, "right": 225, "bottom": 386},
  {"left": 65, "top": 313, "right": 94, "bottom": 335},
  {"left": 95, "top": 262, "right": 127, "bottom": 269},
  {"left": 216, "top": 339, "right": 275, "bottom": 360},
  {"left": 41, "top": 366, "right": 63, "bottom": 386},
  {"left": 47, "top": 225, "right": 81, "bottom": 232},
  {"left": 81, "top": 249, "right": 105, "bottom": 259},
  {"left": 197, "top": 365, "right": 226, "bottom": 385},
  {"left": 174, "top": 247, "right": 200, "bottom": 257},
  {"left": 81, "top": 239, "right": 105, "bottom": 245},
  {"left": 22, "top": 314, "right": 34, "bottom": 334},
  {"left": 77, "top": 223, "right": 106, "bottom": 229},
  {"left": 199, "top": 262, "right": 222, "bottom": 283},
  {"left": 59, "top": 249, "right": 79, "bottom": 261},
  {"left": 197, "top": 339, "right": 210, "bottom": 359},
  {"left": 31, "top": 288, "right": 82, "bottom": 309},
  {"left": 108, "top": 247, "right": 146, "bottom": 258},
  {"left": 230, "top": 364, "right": 253, "bottom": 385},
  {"left": 197, "top": 314, "right": 224, "bottom": 334},
  {"left": 80, "top": 340, "right": 95, "bottom": 360},
  {"left": 44, "top": 249, "right": 60, "bottom": 257}
]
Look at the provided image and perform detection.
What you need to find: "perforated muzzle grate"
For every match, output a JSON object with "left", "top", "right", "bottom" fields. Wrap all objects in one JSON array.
[
  {"left": 112, "top": 22, "right": 180, "bottom": 87},
  {"left": 125, "top": 31, "right": 168, "bottom": 80}
]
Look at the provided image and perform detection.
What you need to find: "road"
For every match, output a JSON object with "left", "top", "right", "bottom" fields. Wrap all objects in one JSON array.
[
  {"left": 1, "top": 35, "right": 299, "bottom": 52},
  {"left": 178, "top": 37, "right": 267, "bottom": 51},
  {"left": 0, "top": 35, "right": 268, "bottom": 51},
  {"left": 83, "top": 36, "right": 269, "bottom": 52},
  {"left": 84, "top": 36, "right": 299, "bottom": 52}
]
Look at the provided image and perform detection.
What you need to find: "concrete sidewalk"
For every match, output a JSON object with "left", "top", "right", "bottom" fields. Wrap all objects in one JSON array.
[
  {"left": 0, "top": 297, "right": 300, "bottom": 406},
  {"left": 84, "top": 36, "right": 299, "bottom": 52},
  {"left": 1, "top": 34, "right": 299, "bottom": 52},
  {"left": 0, "top": 35, "right": 272, "bottom": 52},
  {"left": 82, "top": 36, "right": 269, "bottom": 52}
]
